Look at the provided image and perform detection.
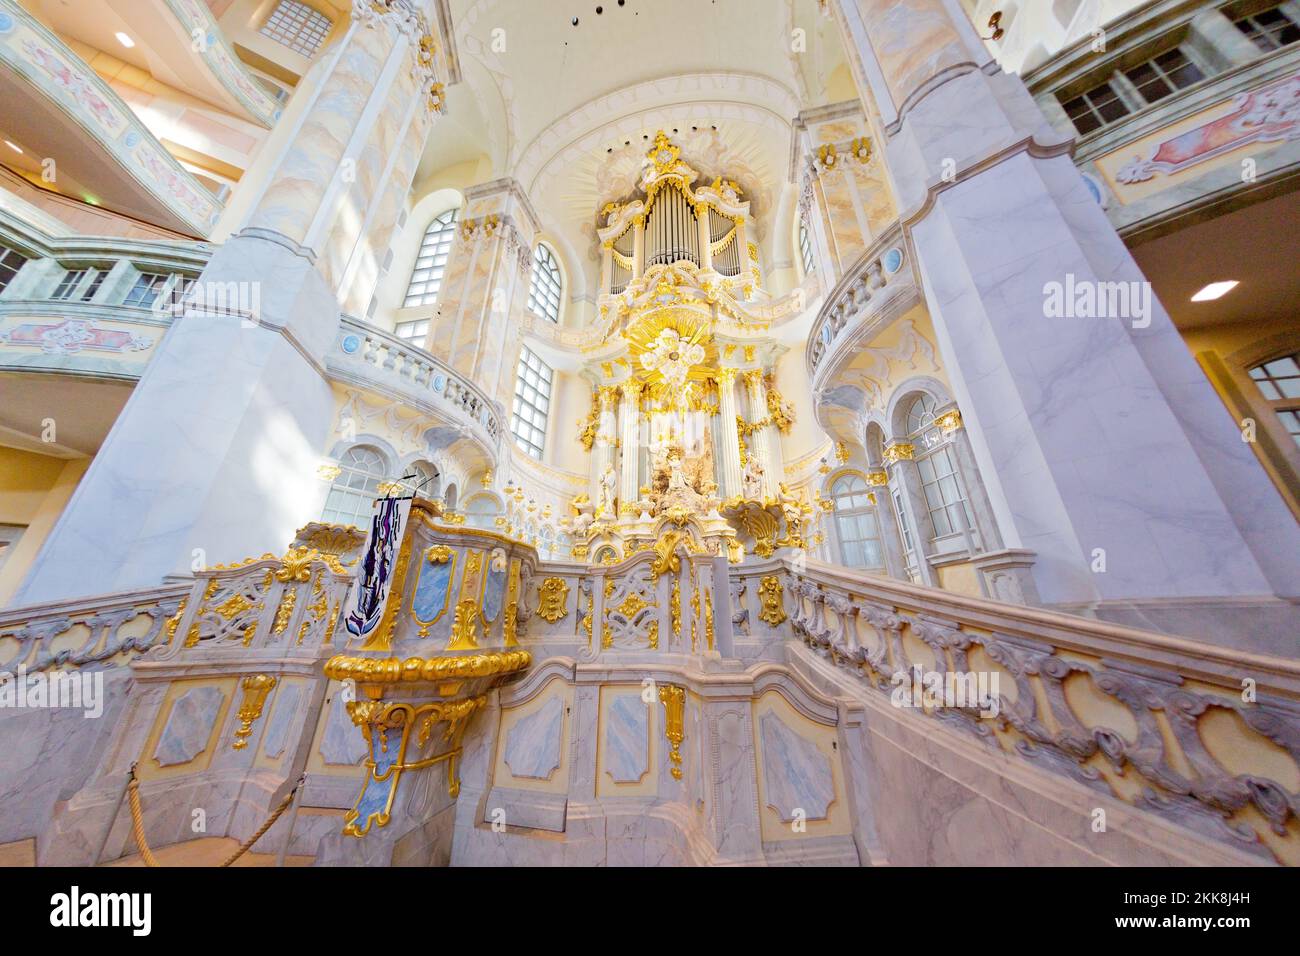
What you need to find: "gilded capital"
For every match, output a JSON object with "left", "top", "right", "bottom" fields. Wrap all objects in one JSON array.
[{"left": 883, "top": 442, "right": 915, "bottom": 465}]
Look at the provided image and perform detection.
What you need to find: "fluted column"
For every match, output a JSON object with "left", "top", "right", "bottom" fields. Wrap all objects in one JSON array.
[
  {"left": 593, "top": 385, "right": 620, "bottom": 500},
  {"left": 743, "top": 369, "right": 773, "bottom": 498},
  {"left": 716, "top": 368, "right": 743, "bottom": 497},
  {"left": 619, "top": 381, "right": 642, "bottom": 516}
]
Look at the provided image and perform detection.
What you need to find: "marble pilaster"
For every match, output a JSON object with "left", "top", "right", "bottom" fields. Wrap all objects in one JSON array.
[
  {"left": 716, "top": 369, "right": 743, "bottom": 497},
  {"left": 619, "top": 381, "right": 643, "bottom": 514}
]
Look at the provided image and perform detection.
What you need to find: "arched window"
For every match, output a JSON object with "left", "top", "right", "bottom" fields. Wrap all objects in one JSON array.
[
  {"left": 1248, "top": 352, "right": 1300, "bottom": 447},
  {"left": 528, "top": 243, "right": 563, "bottom": 323},
  {"left": 322, "top": 445, "right": 387, "bottom": 526},
  {"left": 905, "top": 394, "right": 975, "bottom": 540},
  {"left": 799, "top": 222, "right": 815, "bottom": 276},
  {"left": 511, "top": 346, "right": 552, "bottom": 458},
  {"left": 831, "top": 474, "right": 883, "bottom": 568},
  {"left": 403, "top": 208, "right": 458, "bottom": 308},
  {"left": 397, "top": 461, "right": 439, "bottom": 498}
]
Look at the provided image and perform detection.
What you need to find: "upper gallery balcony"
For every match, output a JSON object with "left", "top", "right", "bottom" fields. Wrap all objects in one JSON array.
[
  {"left": 805, "top": 221, "right": 917, "bottom": 397},
  {"left": 0, "top": 198, "right": 211, "bottom": 383},
  {"left": 0, "top": 0, "right": 254, "bottom": 236},
  {"left": 1021, "top": 0, "right": 1300, "bottom": 241},
  {"left": 327, "top": 316, "right": 505, "bottom": 465}
]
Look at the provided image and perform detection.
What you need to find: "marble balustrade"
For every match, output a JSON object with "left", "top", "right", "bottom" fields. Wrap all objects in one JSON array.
[
  {"left": 806, "top": 221, "right": 916, "bottom": 389},
  {"left": 787, "top": 556, "right": 1300, "bottom": 865},
  {"left": 328, "top": 316, "right": 503, "bottom": 455},
  {"left": 0, "top": 583, "right": 188, "bottom": 673}
]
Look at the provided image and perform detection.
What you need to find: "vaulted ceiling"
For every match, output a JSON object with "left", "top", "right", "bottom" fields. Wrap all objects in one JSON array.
[{"left": 417, "top": 0, "right": 855, "bottom": 295}]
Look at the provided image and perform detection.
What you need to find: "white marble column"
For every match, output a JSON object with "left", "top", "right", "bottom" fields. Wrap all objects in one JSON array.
[
  {"left": 716, "top": 369, "right": 743, "bottom": 498},
  {"left": 593, "top": 385, "right": 619, "bottom": 501},
  {"left": 829, "top": 0, "right": 1300, "bottom": 621},
  {"left": 14, "top": 4, "right": 447, "bottom": 603},
  {"left": 743, "top": 369, "right": 774, "bottom": 498},
  {"left": 618, "top": 381, "right": 642, "bottom": 516}
]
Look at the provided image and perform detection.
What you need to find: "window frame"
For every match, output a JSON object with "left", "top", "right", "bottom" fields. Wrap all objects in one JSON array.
[
  {"left": 1249, "top": 351, "right": 1300, "bottom": 449},
  {"left": 260, "top": 0, "right": 333, "bottom": 58},
  {"left": 321, "top": 445, "right": 389, "bottom": 527},
  {"left": 403, "top": 208, "right": 459, "bottom": 308},
  {"left": 904, "top": 394, "right": 977, "bottom": 543},
  {"left": 510, "top": 346, "right": 553, "bottom": 459},
  {"left": 1232, "top": 4, "right": 1300, "bottom": 52},
  {"left": 1058, "top": 44, "right": 1208, "bottom": 136},
  {"left": 528, "top": 243, "right": 564, "bottom": 324},
  {"left": 830, "top": 473, "right": 884, "bottom": 570},
  {"left": 798, "top": 222, "right": 816, "bottom": 277}
]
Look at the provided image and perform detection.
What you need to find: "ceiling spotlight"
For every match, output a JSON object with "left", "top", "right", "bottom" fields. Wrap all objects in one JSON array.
[
  {"left": 1191, "top": 280, "right": 1239, "bottom": 302},
  {"left": 571, "top": 17, "right": 579, "bottom": 26},
  {"left": 982, "top": 11, "right": 1004, "bottom": 41},
  {"left": 4, "top": 140, "right": 22, "bottom": 154},
  {"left": 115, "top": 31, "right": 135, "bottom": 48}
]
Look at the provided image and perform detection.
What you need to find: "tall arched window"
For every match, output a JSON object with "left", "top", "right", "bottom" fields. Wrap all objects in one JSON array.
[
  {"left": 403, "top": 209, "right": 458, "bottom": 308},
  {"left": 799, "top": 222, "right": 816, "bottom": 276},
  {"left": 322, "top": 445, "right": 387, "bottom": 526},
  {"left": 528, "top": 243, "right": 563, "bottom": 323},
  {"left": 905, "top": 394, "right": 975, "bottom": 540},
  {"left": 831, "top": 474, "right": 883, "bottom": 568}
]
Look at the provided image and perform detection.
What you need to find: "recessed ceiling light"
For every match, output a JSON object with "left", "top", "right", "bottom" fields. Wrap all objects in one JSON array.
[
  {"left": 3, "top": 140, "right": 21, "bottom": 153},
  {"left": 1191, "top": 280, "right": 1239, "bottom": 302},
  {"left": 115, "top": 32, "right": 135, "bottom": 48}
]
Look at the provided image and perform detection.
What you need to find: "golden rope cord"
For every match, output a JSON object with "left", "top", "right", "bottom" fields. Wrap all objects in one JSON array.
[{"left": 125, "top": 765, "right": 302, "bottom": 868}]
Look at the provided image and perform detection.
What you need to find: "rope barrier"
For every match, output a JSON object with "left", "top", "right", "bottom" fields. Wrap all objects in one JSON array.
[{"left": 124, "top": 764, "right": 304, "bottom": 868}]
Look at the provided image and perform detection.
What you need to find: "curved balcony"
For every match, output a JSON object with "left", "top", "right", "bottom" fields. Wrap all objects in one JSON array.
[
  {"left": 151, "top": 0, "right": 282, "bottom": 127},
  {"left": 0, "top": 217, "right": 211, "bottom": 382},
  {"left": 327, "top": 317, "right": 504, "bottom": 461},
  {"left": 0, "top": 0, "right": 223, "bottom": 235},
  {"left": 806, "top": 222, "right": 919, "bottom": 394}
]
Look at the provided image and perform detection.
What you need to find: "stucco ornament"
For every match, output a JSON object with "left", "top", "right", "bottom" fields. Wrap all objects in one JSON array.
[{"left": 640, "top": 328, "right": 704, "bottom": 391}]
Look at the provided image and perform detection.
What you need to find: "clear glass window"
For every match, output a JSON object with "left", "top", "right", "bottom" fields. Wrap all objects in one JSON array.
[
  {"left": 511, "top": 346, "right": 552, "bottom": 459},
  {"left": 404, "top": 209, "right": 458, "bottom": 307},
  {"left": 260, "top": 0, "right": 333, "bottom": 58},
  {"left": 528, "top": 244, "right": 563, "bottom": 323},
  {"left": 322, "top": 446, "right": 387, "bottom": 526}
]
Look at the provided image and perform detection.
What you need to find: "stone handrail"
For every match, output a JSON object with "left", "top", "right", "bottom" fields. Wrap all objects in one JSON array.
[
  {"left": 0, "top": 583, "right": 189, "bottom": 673},
  {"left": 328, "top": 316, "right": 504, "bottom": 451},
  {"left": 0, "top": 0, "right": 223, "bottom": 235},
  {"left": 806, "top": 222, "right": 916, "bottom": 388},
  {"left": 158, "top": 0, "right": 281, "bottom": 126},
  {"left": 785, "top": 557, "right": 1300, "bottom": 864}
]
